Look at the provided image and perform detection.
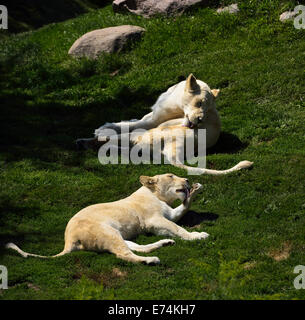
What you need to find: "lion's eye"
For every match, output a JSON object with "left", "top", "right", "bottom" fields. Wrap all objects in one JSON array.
[
  {"left": 197, "top": 101, "right": 203, "bottom": 107},
  {"left": 168, "top": 175, "right": 173, "bottom": 178}
]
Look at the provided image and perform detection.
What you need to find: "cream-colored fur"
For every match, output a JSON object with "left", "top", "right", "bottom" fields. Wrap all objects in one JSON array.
[
  {"left": 93, "top": 124, "right": 253, "bottom": 175},
  {"left": 93, "top": 74, "right": 221, "bottom": 148},
  {"left": 127, "top": 125, "right": 252, "bottom": 175},
  {"left": 6, "top": 174, "right": 208, "bottom": 265},
  {"left": 77, "top": 74, "right": 253, "bottom": 175}
]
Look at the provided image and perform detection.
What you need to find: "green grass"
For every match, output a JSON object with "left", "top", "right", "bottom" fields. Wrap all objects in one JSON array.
[{"left": 0, "top": 0, "right": 305, "bottom": 300}]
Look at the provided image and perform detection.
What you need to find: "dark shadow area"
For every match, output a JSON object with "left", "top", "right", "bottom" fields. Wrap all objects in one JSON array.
[
  {"left": 182, "top": 0, "right": 221, "bottom": 15},
  {"left": 0, "top": 195, "right": 67, "bottom": 259},
  {"left": 0, "top": 234, "right": 30, "bottom": 257},
  {"left": 215, "top": 79, "right": 230, "bottom": 89},
  {"left": 5, "top": 0, "right": 112, "bottom": 33},
  {"left": 178, "top": 210, "right": 218, "bottom": 227},
  {"left": 0, "top": 85, "right": 248, "bottom": 165},
  {"left": 0, "top": 84, "right": 161, "bottom": 165},
  {"left": 0, "top": 197, "right": 43, "bottom": 253},
  {"left": 207, "top": 131, "right": 249, "bottom": 155}
]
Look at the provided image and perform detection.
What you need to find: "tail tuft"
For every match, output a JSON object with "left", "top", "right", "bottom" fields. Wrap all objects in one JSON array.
[
  {"left": 237, "top": 160, "right": 254, "bottom": 170},
  {"left": 5, "top": 242, "right": 28, "bottom": 258}
]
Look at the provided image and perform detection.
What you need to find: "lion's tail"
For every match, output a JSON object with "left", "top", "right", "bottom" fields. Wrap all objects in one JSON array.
[
  {"left": 5, "top": 242, "right": 67, "bottom": 258},
  {"left": 175, "top": 160, "right": 253, "bottom": 176}
]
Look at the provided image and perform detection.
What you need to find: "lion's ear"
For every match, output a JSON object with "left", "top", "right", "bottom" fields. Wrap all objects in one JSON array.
[
  {"left": 185, "top": 73, "right": 200, "bottom": 93},
  {"left": 140, "top": 176, "right": 156, "bottom": 191},
  {"left": 211, "top": 89, "right": 220, "bottom": 98}
]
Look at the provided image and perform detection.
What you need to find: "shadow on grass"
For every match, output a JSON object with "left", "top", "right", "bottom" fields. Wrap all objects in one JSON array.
[
  {"left": 0, "top": 85, "right": 158, "bottom": 164},
  {"left": 208, "top": 131, "right": 248, "bottom": 155},
  {"left": 0, "top": 197, "right": 44, "bottom": 251},
  {"left": 5, "top": 0, "right": 113, "bottom": 33},
  {"left": 178, "top": 210, "right": 218, "bottom": 227},
  {"left": 0, "top": 86, "right": 248, "bottom": 166}
]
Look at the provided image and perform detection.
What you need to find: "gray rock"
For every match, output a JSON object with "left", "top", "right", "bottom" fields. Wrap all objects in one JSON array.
[
  {"left": 279, "top": 10, "right": 297, "bottom": 22},
  {"left": 112, "top": 0, "right": 205, "bottom": 18},
  {"left": 216, "top": 3, "right": 239, "bottom": 14},
  {"left": 68, "top": 25, "right": 146, "bottom": 59}
]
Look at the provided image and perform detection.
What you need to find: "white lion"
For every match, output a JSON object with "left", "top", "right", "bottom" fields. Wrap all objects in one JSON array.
[
  {"left": 6, "top": 174, "right": 208, "bottom": 265},
  {"left": 77, "top": 74, "right": 253, "bottom": 175}
]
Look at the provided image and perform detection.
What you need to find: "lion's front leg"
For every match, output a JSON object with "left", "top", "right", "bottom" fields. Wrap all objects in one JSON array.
[
  {"left": 94, "top": 112, "right": 158, "bottom": 137},
  {"left": 147, "top": 216, "right": 209, "bottom": 241},
  {"left": 164, "top": 183, "right": 203, "bottom": 222}
]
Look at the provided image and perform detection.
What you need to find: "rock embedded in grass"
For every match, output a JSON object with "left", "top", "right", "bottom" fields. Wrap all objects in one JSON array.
[
  {"left": 216, "top": 3, "right": 239, "bottom": 14},
  {"left": 112, "top": 0, "right": 205, "bottom": 18},
  {"left": 279, "top": 10, "right": 298, "bottom": 22},
  {"left": 68, "top": 25, "right": 146, "bottom": 59}
]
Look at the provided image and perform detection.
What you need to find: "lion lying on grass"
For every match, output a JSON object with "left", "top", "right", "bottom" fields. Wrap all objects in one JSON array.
[
  {"left": 79, "top": 73, "right": 222, "bottom": 149},
  {"left": 77, "top": 74, "right": 253, "bottom": 175},
  {"left": 7, "top": 174, "right": 208, "bottom": 265}
]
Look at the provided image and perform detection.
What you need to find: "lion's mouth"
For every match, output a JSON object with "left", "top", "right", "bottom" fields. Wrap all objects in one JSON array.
[
  {"left": 188, "top": 121, "right": 195, "bottom": 129},
  {"left": 176, "top": 186, "right": 191, "bottom": 198},
  {"left": 182, "top": 116, "right": 195, "bottom": 129}
]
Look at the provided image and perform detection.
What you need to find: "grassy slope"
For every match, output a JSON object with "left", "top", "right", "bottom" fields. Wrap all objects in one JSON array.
[{"left": 0, "top": 1, "right": 305, "bottom": 299}]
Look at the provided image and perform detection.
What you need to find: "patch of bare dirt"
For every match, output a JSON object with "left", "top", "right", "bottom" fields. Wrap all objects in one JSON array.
[
  {"left": 268, "top": 241, "right": 292, "bottom": 261},
  {"left": 27, "top": 283, "right": 41, "bottom": 291},
  {"left": 112, "top": 267, "right": 127, "bottom": 278}
]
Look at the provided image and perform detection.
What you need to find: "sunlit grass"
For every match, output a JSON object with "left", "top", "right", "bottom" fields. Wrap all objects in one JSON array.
[{"left": 0, "top": 0, "right": 304, "bottom": 300}]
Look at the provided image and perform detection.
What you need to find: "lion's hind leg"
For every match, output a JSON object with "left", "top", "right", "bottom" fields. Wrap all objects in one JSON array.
[
  {"left": 91, "top": 224, "right": 160, "bottom": 265},
  {"left": 125, "top": 239, "right": 175, "bottom": 253}
]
